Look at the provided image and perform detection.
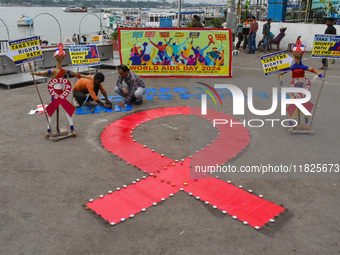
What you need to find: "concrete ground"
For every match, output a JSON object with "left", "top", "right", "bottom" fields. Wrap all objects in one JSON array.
[{"left": 0, "top": 51, "right": 339, "bottom": 255}]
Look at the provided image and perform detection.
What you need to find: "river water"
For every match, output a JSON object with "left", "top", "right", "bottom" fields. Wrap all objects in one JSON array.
[
  {"left": 0, "top": 7, "right": 112, "bottom": 43},
  {"left": 0, "top": 6, "right": 178, "bottom": 44},
  {"left": 0, "top": 6, "right": 118, "bottom": 44}
]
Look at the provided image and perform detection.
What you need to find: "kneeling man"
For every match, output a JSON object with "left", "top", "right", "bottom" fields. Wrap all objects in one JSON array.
[
  {"left": 73, "top": 72, "right": 112, "bottom": 109},
  {"left": 115, "top": 65, "right": 146, "bottom": 107}
]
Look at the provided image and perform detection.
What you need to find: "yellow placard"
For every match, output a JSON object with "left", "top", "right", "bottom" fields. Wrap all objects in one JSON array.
[
  {"left": 13, "top": 50, "right": 42, "bottom": 62},
  {"left": 9, "top": 39, "right": 39, "bottom": 51},
  {"left": 7, "top": 36, "right": 43, "bottom": 66},
  {"left": 312, "top": 34, "right": 340, "bottom": 59},
  {"left": 261, "top": 51, "right": 291, "bottom": 76},
  {"left": 68, "top": 45, "right": 101, "bottom": 67}
]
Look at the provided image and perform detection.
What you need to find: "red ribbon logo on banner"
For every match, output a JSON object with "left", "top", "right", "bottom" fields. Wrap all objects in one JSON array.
[
  {"left": 46, "top": 78, "right": 75, "bottom": 117},
  {"left": 208, "top": 35, "right": 215, "bottom": 45},
  {"left": 91, "top": 47, "right": 98, "bottom": 58}
]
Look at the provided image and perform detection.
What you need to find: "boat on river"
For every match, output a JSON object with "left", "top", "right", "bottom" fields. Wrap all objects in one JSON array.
[
  {"left": 17, "top": 15, "right": 34, "bottom": 27},
  {"left": 63, "top": 6, "right": 87, "bottom": 12},
  {"left": 105, "top": 9, "right": 205, "bottom": 29}
]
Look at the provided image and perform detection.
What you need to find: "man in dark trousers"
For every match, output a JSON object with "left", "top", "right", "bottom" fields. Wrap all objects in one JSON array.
[
  {"left": 242, "top": 17, "right": 251, "bottom": 52},
  {"left": 259, "top": 19, "right": 272, "bottom": 52},
  {"left": 248, "top": 16, "right": 258, "bottom": 54},
  {"left": 321, "top": 18, "right": 337, "bottom": 69},
  {"left": 114, "top": 65, "right": 146, "bottom": 107},
  {"left": 72, "top": 72, "right": 112, "bottom": 108},
  {"left": 236, "top": 18, "right": 244, "bottom": 50}
]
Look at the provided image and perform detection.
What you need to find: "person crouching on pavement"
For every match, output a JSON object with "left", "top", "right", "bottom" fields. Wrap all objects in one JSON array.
[
  {"left": 115, "top": 65, "right": 146, "bottom": 107},
  {"left": 72, "top": 72, "right": 112, "bottom": 109}
]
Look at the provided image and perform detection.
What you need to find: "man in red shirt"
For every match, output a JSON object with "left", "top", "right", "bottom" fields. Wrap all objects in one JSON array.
[
  {"left": 248, "top": 16, "right": 258, "bottom": 54},
  {"left": 72, "top": 72, "right": 112, "bottom": 108}
]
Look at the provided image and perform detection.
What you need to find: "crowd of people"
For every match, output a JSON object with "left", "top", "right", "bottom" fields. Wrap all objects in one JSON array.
[
  {"left": 235, "top": 16, "right": 337, "bottom": 69},
  {"left": 236, "top": 17, "right": 282, "bottom": 54}
]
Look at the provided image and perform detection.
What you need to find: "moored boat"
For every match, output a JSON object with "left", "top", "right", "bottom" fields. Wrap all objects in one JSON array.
[
  {"left": 17, "top": 15, "right": 34, "bottom": 27},
  {"left": 63, "top": 6, "right": 87, "bottom": 12}
]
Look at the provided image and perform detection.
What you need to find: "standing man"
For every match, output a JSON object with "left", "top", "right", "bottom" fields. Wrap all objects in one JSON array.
[
  {"left": 242, "top": 17, "right": 251, "bottom": 52},
  {"left": 248, "top": 16, "right": 258, "bottom": 54},
  {"left": 115, "top": 65, "right": 146, "bottom": 107},
  {"left": 321, "top": 18, "right": 337, "bottom": 69},
  {"left": 235, "top": 18, "right": 244, "bottom": 50},
  {"left": 72, "top": 72, "right": 112, "bottom": 108},
  {"left": 192, "top": 15, "right": 203, "bottom": 28},
  {"left": 259, "top": 19, "right": 272, "bottom": 52}
]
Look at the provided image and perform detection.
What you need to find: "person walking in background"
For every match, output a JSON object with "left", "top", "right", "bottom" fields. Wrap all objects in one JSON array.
[
  {"left": 236, "top": 18, "right": 244, "bottom": 50},
  {"left": 242, "top": 17, "right": 251, "bottom": 52},
  {"left": 321, "top": 18, "right": 337, "bottom": 69},
  {"left": 192, "top": 15, "right": 203, "bottom": 28},
  {"left": 248, "top": 16, "right": 258, "bottom": 54},
  {"left": 259, "top": 19, "right": 272, "bottom": 53},
  {"left": 71, "top": 33, "right": 78, "bottom": 44}
]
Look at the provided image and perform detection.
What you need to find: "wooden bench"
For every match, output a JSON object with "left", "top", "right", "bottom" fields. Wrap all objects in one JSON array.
[{"left": 269, "top": 41, "right": 281, "bottom": 52}]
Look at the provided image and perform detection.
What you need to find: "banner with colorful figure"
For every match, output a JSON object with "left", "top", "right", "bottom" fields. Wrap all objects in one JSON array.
[
  {"left": 118, "top": 28, "right": 232, "bottom": 78},
  {"left": 311, "top": 0, "right": 340, "bottom": 18}
]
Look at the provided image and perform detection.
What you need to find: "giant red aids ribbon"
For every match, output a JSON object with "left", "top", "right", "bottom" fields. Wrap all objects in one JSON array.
[{"left": 87, "top": 107, "right": 284, "bottom": 228}]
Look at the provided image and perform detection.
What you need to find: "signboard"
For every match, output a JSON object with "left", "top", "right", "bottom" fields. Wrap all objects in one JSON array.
[
  {"left": 160, "top": 18, "right": 173, "bottom": 28},
  {"left": 6, "top": 36, "right": 43, "bottom": 66},
  {"left": 311, "top": 0, "right": 340, "bottom": 18},
  {"left": 261, "top": 51, "right": 293, "bottom": 76},
  {"left": 312, "top": 34, "right": 340, "bottom": 59},
  {"left": 68, "top": 45, "right": 101, "bottom": 67},
  {"left": 118, "top": 28, "right": 232, "bottom": 78}
]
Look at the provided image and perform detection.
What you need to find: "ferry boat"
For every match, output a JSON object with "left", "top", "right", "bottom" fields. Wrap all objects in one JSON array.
[
  {"left": 105, "top": 9, "right": 148, "bottom": 29},
  {"left": 63, "top": 6, "right": 87, "bottom": 12},
  {"left": 105, "top": 9, "right": 205, "bottom": 29},
  {"left": 145, "top": 12, "right": 177, "bottom": 27},
  {"left": 88, "top": 5, "right": 104, "bottom": 13},
  {"left": 17, "top": 15, "right": 34, "bottom": 27},
  {"left": 144, "top": 10, "right": 204, "bottom": 27}
]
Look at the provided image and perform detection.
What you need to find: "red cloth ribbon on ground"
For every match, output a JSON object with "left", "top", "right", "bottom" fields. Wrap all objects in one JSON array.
[{"left": 87, "top": 107, "right": 284, "bottom": 228}]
